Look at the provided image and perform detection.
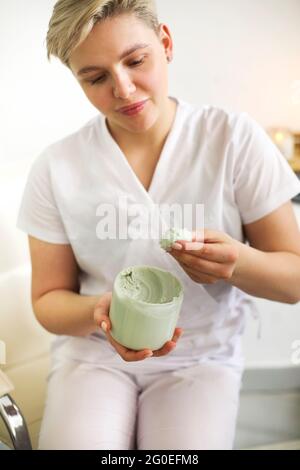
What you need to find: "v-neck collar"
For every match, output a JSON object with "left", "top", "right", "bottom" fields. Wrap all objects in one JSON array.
[{"left": 98, "top": 96, "right": 182, "bottom": 203}]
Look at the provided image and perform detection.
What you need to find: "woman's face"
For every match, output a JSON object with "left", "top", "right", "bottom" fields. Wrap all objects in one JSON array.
[{"left": 69, "top": 14, "right": 173, "bottom": 135}]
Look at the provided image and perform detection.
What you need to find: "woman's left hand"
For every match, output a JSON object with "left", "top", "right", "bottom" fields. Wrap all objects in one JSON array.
[{"left": 168, "top": 229, "right": 241, "bottom": 285}]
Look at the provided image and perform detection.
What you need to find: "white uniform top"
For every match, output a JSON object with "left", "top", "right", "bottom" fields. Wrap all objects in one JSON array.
[{"left": 17, "top": 96, "right": 300, "bottom": 375}]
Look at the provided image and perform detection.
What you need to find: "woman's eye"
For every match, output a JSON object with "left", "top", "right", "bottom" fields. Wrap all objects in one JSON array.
[
  {"left": 90, "top": 58, "right": 145, "bottom": 86},
  {"left": 130, "top": 58, "right": 145, "bottom": 67},
  {"left": 91, "top": 75, "right": 106, "bottom": 85}
]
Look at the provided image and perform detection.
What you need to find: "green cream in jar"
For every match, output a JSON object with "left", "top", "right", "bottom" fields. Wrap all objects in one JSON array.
[{"left": 109, "top": 266, "right": 183, "bottom": 351}]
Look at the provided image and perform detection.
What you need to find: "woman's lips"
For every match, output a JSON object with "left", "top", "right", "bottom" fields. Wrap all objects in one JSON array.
[{"left": 118, "top": 99, "right": 148, "bottom": 116}]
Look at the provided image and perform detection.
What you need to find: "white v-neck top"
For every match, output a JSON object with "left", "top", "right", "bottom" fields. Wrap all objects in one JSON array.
[{"left": 17, "top": 96, "right": 300, "bottom": 375}]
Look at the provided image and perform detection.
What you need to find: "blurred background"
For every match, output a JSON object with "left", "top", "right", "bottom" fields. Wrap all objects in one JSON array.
[{"left": 0, "top": 0, "right": 300, "bottom": 450}]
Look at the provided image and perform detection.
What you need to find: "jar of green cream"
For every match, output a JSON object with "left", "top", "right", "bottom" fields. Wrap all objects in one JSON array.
[{"left": 109, "top": 265, "right": 184, "bottom": 351}]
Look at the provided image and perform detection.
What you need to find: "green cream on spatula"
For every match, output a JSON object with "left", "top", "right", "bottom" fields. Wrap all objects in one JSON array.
[
  {"left": 160, "top": 227, "right": 193, "bottom": 250},
  {"left": 109, "top": 266, "right": 183, "bottom": 351}
]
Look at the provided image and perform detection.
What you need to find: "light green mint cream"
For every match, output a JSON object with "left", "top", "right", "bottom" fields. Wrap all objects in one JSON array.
[
  {"left": 118, "top": 267, "right": 181, "bottom": 304},
  {"left": 160, "top": 227, "right": 193, "bottom": 250},
  {"left": 109, "top": 266, "right": 184, "bottom": 350}
]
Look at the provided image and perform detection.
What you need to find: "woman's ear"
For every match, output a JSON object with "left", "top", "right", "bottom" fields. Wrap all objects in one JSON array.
[{"left": 157, "top": 23, "right": 173, "bottom": 62}]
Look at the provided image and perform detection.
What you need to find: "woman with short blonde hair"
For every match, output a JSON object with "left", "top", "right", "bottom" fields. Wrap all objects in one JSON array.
[{"left": 17, "top": 0, "right": 300, "bottom": 450}]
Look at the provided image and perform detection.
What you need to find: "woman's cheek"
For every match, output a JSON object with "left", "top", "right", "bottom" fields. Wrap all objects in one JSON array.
[
  {"left": 86, "top": 88, "right": 111, "bottom": 113},
  {"left": 149, "top": 61, "right": 169, "bottom": 95},
  {"left": 142, "top": 70, "right": 163, "bottom": 96}
]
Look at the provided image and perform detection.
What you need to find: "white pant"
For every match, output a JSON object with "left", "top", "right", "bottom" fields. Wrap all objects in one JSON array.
[{"left": 38, "top": 360, "right": 242, "bottom": 450}]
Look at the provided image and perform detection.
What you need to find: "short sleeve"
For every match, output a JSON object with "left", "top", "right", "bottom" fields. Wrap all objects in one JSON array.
[
  {"left": 16, "top": 150, "right": 70, "bottom": 244},
  {"left": 232, "top": 113, "right": 300, "bottom": 224}
]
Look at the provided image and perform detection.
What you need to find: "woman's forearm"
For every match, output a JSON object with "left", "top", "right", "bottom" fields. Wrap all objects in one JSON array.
[
  {"left": 33, "top": 289, "right": 100, "bottom": 336},
  {"left": 230, "top": 243, "right": 300, "bottom": 304}
]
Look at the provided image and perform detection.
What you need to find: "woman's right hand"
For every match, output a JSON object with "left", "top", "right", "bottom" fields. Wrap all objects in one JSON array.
[{"left": 93, "top": 292, "right": 183, "bottom": 362}]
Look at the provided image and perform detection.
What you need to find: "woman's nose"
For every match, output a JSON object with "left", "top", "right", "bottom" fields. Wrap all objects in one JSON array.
[{"left": 113, "top": 73, "right": 136, "bottom": 99}]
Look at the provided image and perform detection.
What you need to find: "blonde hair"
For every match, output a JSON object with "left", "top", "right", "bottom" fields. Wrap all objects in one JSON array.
[{"left": 46, "top": 0, "right": 160, "bottom": 68}]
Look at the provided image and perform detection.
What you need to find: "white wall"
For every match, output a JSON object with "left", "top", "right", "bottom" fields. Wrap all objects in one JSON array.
[
  {"left": 163, "top": 0, "right": 300, "bottom": 130},
  {"left": 1, "top": 0, "right": 300, "bottom": 175}
]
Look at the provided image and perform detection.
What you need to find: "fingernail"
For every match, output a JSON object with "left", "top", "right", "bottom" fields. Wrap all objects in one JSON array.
[
  {"left": 172, "top": 242, "right": 182, "bottom": 250},
  {"left": 101, "top": 321, "right": 107, "bottom": 332}
]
